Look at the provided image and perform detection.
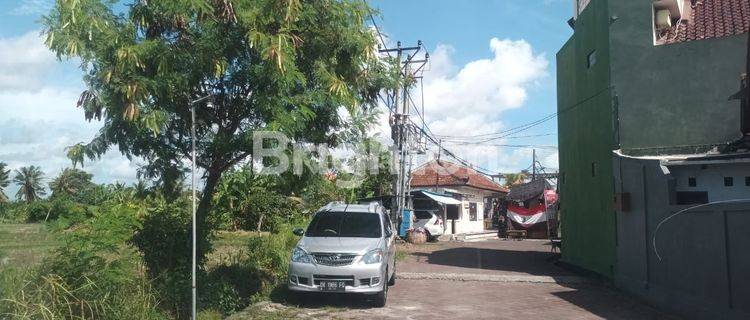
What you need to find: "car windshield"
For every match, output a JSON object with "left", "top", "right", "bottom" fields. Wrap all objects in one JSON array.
[{"left": 306, "top": 211, "right": 382, "bottom": 238}]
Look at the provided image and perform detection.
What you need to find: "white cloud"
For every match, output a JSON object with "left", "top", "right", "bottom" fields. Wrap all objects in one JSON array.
[
  {"left": 0, "top": 31, "right": 57, "bottom": 91},
  {"left": 0, "top": 86, "right": 140, "bottom": 197},
  {"left": 414, "top": 38, "right": 551, "bottom": 173},
  {"left": 423, "top": 38, "right": 548, "bottom": 120}
]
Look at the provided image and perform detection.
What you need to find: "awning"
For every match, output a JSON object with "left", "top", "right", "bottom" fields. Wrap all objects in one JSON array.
[{"left": 419, "top": 190, "right": 462, "bottom": 205}]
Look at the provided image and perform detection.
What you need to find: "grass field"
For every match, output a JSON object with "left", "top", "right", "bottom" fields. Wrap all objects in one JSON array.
[
  {"left": 0, "top": 223, "right": 264, "bottom": 271},
  {"left": 0, "top": 223, "right": 59, "bottom": 269}
]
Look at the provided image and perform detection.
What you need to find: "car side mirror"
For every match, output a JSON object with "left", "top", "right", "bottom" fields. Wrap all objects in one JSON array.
[
  {"left": 384, "top": 228, "right": 393, "bottom": 238},
  {"left": 292, "top": 228, "right": 305, "bottom": 236}
]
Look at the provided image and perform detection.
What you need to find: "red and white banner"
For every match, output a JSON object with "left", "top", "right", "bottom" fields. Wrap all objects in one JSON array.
[{"left": 507, "top": 203, "right": 548, "bottom": 227}]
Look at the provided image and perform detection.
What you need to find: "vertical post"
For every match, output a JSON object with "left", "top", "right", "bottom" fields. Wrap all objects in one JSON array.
[
  {"left": 191, "top": 103, "right": 197, "bottom": 320},
  {"left": 392, "top": 43, "right": 403, "bottom": 223},
  {"left": 437, "top": 139, "right": 442, "bottom": 162},
  {"left": 400, "top": 53, "right": 410, "bottom": 218},
  {"left": 532, "top": 149, "right": 536, "bottom": 181}
]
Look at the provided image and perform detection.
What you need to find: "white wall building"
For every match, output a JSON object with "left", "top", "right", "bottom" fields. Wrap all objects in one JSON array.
[{"left": 410, "top": 160, "right": 507, "bottom": 235}]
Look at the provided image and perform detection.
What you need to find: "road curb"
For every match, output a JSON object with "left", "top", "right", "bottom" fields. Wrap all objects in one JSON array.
[{"left": 397, "top": 272, "right": 590, "bottom": 284}]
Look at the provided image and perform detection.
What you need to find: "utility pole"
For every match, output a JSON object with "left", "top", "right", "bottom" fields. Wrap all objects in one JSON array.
[
  {"left": 532, "top": 149, "right": 537, "bottom": 181},
  {"left": 379, "top": 40, "right": 426, "bottom": 232},
  {"left": 188, "top": 95, "right": 212, "bottom": 320}
]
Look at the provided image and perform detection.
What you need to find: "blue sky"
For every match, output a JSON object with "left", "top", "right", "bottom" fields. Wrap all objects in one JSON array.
[
  {"left": 370, "top": 0, "right": 572, "bottom": 172},
  {"left": 0, "top": 0, "right": 574, "bottom": 197}
]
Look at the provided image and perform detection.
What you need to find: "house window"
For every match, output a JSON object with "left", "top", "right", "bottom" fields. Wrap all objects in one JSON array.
[
  {"left": 587, "top": 50, "right": 597, "bottom": 69},
  {"left": 724, "top": 177, "right": 734, "bottom": 187},
  {"left": 469, "top": 203, "right": 477, "bottom": 221},
  {"left": 688, "top": 177, "right": 696, "bottom": 187}
]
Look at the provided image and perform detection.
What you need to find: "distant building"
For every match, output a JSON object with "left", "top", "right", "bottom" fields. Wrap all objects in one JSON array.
[
  {"left": 558, "top": 0, "right": 750, "bottom": 318},
  {"left": 410, "top": 160, "right": 507, "bottom": 235}
]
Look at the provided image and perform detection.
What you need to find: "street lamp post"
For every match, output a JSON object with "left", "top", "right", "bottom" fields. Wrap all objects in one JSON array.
[{"left": 189, "top": 95, "right": 212, "bottom": 320}]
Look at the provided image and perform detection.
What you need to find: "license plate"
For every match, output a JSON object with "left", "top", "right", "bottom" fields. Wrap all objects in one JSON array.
[{"left": 318, "top": 281, "right": 346, "bottom": 292}]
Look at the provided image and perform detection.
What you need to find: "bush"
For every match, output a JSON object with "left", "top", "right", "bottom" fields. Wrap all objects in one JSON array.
[
  {"left": 0, "top": 203, "right": 170, "bottom": 319},
  {"left": 25, "top": 198, "right": 91, "bottom": 224},
  {"left": 0, "top": 269, "right": 168, "bottom": 320},
  {"left": 244, "top": 226, "right": 300, "bottom": 297},
  {"left": 0, "top": 202, "right": 27, "bottom": 223},
  {"left": 197, "top": 224, "right": 304, "bottom": 316},
  {"left": 132, "top": 195, "right": 213, "bottom": 319}
]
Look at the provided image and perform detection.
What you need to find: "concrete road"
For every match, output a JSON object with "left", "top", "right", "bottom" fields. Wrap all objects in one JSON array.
[{"left": 230, "top": 239, "right": 675, "bottom": 319}]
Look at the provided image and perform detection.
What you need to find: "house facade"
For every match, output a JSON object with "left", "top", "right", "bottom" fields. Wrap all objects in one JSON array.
[
  {"left": 558, "top": 0, "right": 750, "bottom": 318},
  {"left": 410, "top": 160, "right": 507, "bottom": 235}
]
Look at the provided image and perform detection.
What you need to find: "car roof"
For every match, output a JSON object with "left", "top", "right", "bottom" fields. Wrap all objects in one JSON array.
[{"left": 318, "top": 202, "right": 384, "bottom": 215}]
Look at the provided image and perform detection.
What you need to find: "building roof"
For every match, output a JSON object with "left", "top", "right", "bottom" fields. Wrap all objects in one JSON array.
[
  {"left": 410, "top": 160, "right": 508, "bottom": 193},
  {"left": 662, "top": 0, "right": 750, "bottom": 45},
  {"left": 507, "top": 179, "right": 553, "bottom": 202}
]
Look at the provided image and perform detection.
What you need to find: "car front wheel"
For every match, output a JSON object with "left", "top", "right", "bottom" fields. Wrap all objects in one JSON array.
[
  {"left": 388, "top": 264, "right": 396, "bottom": 286},
  {"left": 372, "top": 270, "right": 388, "bottom": 307}
]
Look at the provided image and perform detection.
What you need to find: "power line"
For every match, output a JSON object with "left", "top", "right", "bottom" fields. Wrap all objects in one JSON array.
[
  {"left": 442, "top": 141, "right": 558, "bottom": 149},
  {"left": 366, "top": 4, "right": 506, "bottom": 177},
  {"left": 435, "top": 113, "right": 557, "bottom": 141}
]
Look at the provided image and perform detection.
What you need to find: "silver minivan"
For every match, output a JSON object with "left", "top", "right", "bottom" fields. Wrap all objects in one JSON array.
[{"left": 288, "top": 202, "right": 396, "bottom": 307}]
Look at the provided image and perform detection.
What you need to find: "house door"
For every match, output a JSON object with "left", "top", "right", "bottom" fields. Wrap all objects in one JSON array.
[{"left": 446, "top": 204, "right": 459, "bottom": 234}]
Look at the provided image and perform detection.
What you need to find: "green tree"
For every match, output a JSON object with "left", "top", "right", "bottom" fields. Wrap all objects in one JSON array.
[
  {"left": 503, "top": 172, "right": 527, "bottom": 188},
  {"left": 133, "top": 179, "right": 151, "bottom": 199},
  {"left": 44, "top": 0, "right": 398, "bottom": 261},
  {"left": 0, "top": 162, "right": 10, "bottom": 203},
  {"left": 350, "top": 138, "right": 392, "bottom": 200},
  {"left": 213, "top": 165, "right": 303, "bottom": 232},
  {"left": 49, "top": 167, "right": 95, "bottom": 199},
  {"left": 13, "top": 166, "right": 46, "bottom": 203}
]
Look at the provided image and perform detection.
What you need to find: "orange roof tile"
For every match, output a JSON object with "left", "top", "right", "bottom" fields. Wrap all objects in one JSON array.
[{"left": 410, "top": 160, "right": 508, "bottom": 193}]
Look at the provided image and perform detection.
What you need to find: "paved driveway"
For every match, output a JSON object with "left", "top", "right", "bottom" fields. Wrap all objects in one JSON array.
[{"left": 230, "top": 239, "right": 676, "bottom": 319}]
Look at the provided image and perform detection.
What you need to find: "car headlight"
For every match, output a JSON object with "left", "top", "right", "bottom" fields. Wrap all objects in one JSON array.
[
  {"left": 291, "top": 247, "right": 312, "bottom": 264},
  {"left": 362, "top": 249, "right": 383, "bottom": 264}
]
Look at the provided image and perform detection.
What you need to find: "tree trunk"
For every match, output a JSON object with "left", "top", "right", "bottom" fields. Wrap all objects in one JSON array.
[
  {"left": 256, "top": 214, "right": 264, "bottom": 235},
  {"left": 195, "top": 168, "right": 223, "bottom": 266}
]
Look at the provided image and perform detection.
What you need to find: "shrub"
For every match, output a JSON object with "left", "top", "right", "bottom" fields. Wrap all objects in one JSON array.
[
  {"left": 24, "top": 198, "right": 91, "bottom": 224},
  {"left": 0, "top": 203, "right": 170, "bottom": 319},
  {"left": 244, "top": 226, "right": 300, "bottom": 297},
  {"left": 0, "top": 202, "right": 27, "bottom": 223},
  {"left": 132, "top": 195, "right": 212, "bottom": 319}
]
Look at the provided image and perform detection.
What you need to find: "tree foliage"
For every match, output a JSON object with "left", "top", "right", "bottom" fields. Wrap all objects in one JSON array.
[
  {"left": 43, "top": 0, "right": 399, "bottom": 261},
  {"left": 13, "top": 166, "right": 46, "bottom": 203},
  {"left": 213, "top": 165, "right": 306, "bottom": 231},
  {"left": 503, "top": 172, "right": 527, "bottom": 188},
  {"left": 0, "top": 162, "right": 10, "bottom": 203},
  {"left": 50, "top": 167, "right": 95, "bottom": 199}
]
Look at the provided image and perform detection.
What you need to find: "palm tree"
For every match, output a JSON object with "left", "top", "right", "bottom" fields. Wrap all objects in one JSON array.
[
  {"left": 49, "top": 168, "right": 94, "bottom": 198},
  {"left": 14, "top": 166, "right": 46, "bottom": 203},
  {"left": 0, "top": 162, "right": 10, "bottom": 203},
  {"left": 133, "top": 180, "right": 151, "bottom": 199}
]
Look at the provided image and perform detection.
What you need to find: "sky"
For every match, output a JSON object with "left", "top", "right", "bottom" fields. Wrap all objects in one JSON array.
[{"left": 0, "top": 0, "right": 574, "bottom": 197}]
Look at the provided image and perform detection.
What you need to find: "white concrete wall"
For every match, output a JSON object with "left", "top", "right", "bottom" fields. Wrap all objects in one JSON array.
[
  {"left": 670, "top": 163, "right": 750, "bottom": 202},
  {"left": 451, "top": 186, "right": 495, "bottom": 234}
]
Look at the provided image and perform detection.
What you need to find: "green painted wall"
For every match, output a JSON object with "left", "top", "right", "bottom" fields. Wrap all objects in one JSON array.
[
  {"left": 557, "top": 0, "right": 616, "bottom": 278},
  {"left": 557, "top": 0, "right": 747, "bottom": 279},
  {"left": 607, "top": 1, "right": 746, "bottom": 155}
]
